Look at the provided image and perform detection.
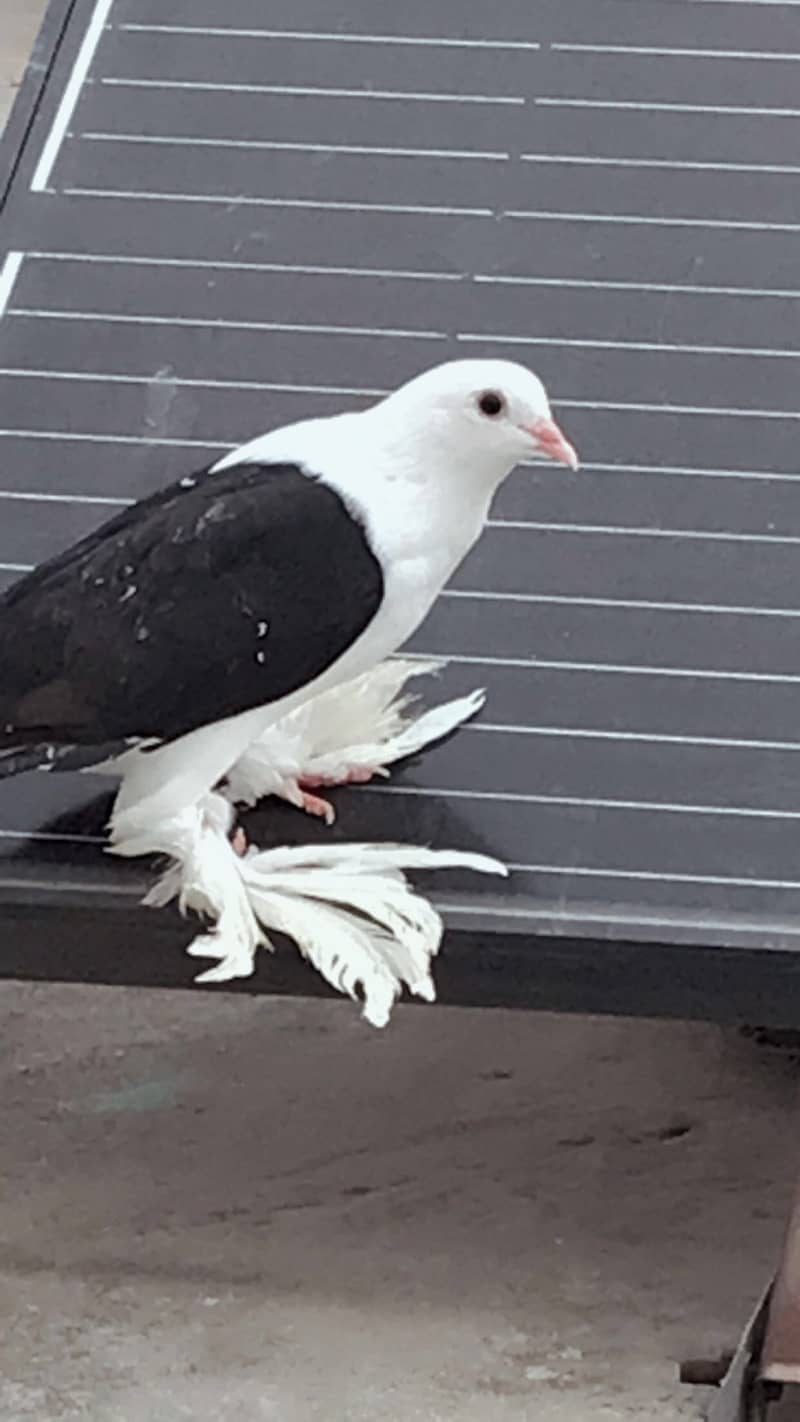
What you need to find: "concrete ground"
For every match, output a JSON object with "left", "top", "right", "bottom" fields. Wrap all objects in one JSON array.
[
  {"left": 3, "top": 4, "right": 800, "bottom": 1419},
  {"left": 0, "top": 0, "right": 43, "bottom": 131},
  {"left": 3, "top": 986, "right": 800, "bottom": 1422}
]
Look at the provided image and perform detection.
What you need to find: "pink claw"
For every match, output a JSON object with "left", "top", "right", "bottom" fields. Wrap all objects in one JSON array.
[{"left": 300, "top": 790, "right": 336, "bottom": 826}]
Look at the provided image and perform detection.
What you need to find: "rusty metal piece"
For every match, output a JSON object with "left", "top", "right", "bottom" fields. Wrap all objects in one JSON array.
[
  {"left": 704, "top": 1283, "right": 772, "bottom": 1422},
  {"left": 762, "top": 1182, "right": 800, "bottom": 1386}
]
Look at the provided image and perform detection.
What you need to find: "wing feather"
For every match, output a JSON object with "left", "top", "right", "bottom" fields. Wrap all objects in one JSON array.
[{"left": 0, "top": 462, "right": 384, "bottom": 747}]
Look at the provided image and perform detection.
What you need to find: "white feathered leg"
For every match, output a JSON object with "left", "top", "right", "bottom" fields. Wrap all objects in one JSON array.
[
  {"left": 236, "top": 840, "right": 506, "bottom": 1026},
  {"left": 105, "top": 659, "right": 504, "bottom": 1025},
  {"left": 223, "top": 658, "right": 484, "bottom": 823},
  {"left": 110, "top": 790, "right": 265, "bottom": 983},
  {"left": 109, "top": 783, "right": 506, "bottom": 1025}
]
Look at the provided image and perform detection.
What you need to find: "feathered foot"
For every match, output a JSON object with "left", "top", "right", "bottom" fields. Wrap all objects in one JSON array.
[
  {"left": 107, "top": 662, "right": 503, "bottom": 1024},
  {"left": 238, "top": 837, "right": 507, "bottom": 1026},
  {"left": 110, "top": 789, "right": 507, "bottom": 1026},
  {"left": 110, "top": 792, "right": 264, "bottom": 983},
  {"left": 297, "top": 789, "right": 337, "bottom": 825},
  {"left": 295, "top": 768, "right": 386, "bottom": 825},
  {"left": 223, "top": 658, "right": 485, "bottom": 821}
]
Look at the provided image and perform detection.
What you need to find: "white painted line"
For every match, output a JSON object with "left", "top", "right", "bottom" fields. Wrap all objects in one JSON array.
[
  {"left": 484, "top": 519, "right": 800, "bottom": 546},
  {"left": 0, "top": 829, "right": 105, "bottom": 845},
  {"left": 508, "top": 862, "right": 800, "bottom": 892},
  {"left": 420, "top": 650, "right": 800, "bottom": 684},
  {"left": 471, "top": 721, "right": 800, "bottom": 753},
  {"left": 474, "top": 272, "right": 800, "bottom": 299},
  {"left": 443, "top": 588, "right": 800, "bottom": 618},
  {"left": 0, "top": 875, "right": 147, "bottom": 904},
  {"left": 101, "top": 76, "right": 524, "bottom": 105},
  {"left": 535, "top": 95, "right": 800, "bottom": 117},
  {"left": 11, "top": 373, "right": 773, "bottom": 427},
  {"left": 551, "top": 43, "right": 800, "bottom": 60},
  {"left": 119, "top": 23, "right": 542, "bottom": 50},
  {"left": 584, "top": 461, "right": 800, "bottom": 483},
  {"left": 506, "top": 208, "right": 800, "bottom": 233},
  {"left": 0, "top": 367, "right": 385, "bottom": 397},
  {"left": 0, "top": 487, "right": 128, "bottom": 506},
  {"left": 27, "top": 250, "right": 462, "bottom": 281},
  {"left": 520, "top": 151, "right": 800, "bottom": 175},
  {"left": 557, "top": 397, "right": 800, "bottom": 420},
  {"left": 371, "top": 782, "right": 800, "bottom": 821},
  {"left": 0, "top": 252, "right": 23, "bottom": 319},
  {"left": 0, "top": 563, "right": 33, "bottom": 572},
  {"left": 686, "top": 1, "right": 800, "bottom": 7},
  {"left": 63, "top": 186, "right": 493, "bottom": 217},
  {"left": 0, "top": 429, "right": 234, "bottom": 449},
  {"left": 7, "top": 308, "right": 445, "bottom": 340},
  {"left": 31, "top": 0, "right": 115, "bottom": 191},
  {"left": 437, "top": 899, "right": 800, "bottom": 935},
  {"left": 458, "top": 331, "right": 800, "bottom": 360},
  {"left": 14, "top": 379, "right": 797, "bottom": 443},
  {"left": 82, "top": 131, "right": 510, "bottom": 161}
]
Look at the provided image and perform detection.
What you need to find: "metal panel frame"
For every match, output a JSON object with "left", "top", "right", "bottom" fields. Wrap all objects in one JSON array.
[
  {"left": 0, "top": 0, "right": 76, "bottom": 209},
  {"left": 4, "top": 11, "right": 800, "bottom": 1422},
  {"left": 2, "top": 0, "right": 800, "bottom": 1013}
]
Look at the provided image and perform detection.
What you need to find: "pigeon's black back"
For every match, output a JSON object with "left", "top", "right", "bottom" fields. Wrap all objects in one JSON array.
[{"left": 0, "top": 462, "right": 384, "bottom": 751}]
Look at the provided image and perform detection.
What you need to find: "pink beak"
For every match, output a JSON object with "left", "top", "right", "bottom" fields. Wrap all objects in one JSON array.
[{"left": 524, "top": 416, "right": 580, "bottom": 471}]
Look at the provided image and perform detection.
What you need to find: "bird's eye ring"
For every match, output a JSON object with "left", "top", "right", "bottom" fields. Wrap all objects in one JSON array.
[{"left": 477, "top": 390, "right": 505, "bottom": 418}]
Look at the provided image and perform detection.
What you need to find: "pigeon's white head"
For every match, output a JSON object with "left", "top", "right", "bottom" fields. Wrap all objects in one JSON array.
[{"left": 374, "top": 358, "right": 579, "bottom": 482}]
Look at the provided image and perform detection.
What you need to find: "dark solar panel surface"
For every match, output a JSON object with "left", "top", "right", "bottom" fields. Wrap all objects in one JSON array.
[{"left": 2, "top": 0, "right": 800, "bottom": 950}]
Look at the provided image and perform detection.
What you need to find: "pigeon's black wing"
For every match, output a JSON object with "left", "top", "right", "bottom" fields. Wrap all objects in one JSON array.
[{"left": 0, "top": 463, "right": 384, "bottom": 749}]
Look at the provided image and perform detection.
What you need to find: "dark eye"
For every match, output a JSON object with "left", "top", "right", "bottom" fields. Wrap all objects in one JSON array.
[{"left": 478, "top": 390, "right": 505, "bottom": 418}]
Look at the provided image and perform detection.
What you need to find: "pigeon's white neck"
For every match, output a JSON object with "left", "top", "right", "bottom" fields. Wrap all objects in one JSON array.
[
  {"left": 218, "top": 404, "right": 512, "bottom": 573},
  {"left": 328, "top": 404, "right": 509, "bottom": 568},
  {"left": 362, "top": 397, "right": 513, "bottom": 486}
]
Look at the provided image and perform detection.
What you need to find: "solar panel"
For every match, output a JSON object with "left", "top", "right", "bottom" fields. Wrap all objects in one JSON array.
[{"left": 3, "top": 0, "right": 800, "bottom": 999}]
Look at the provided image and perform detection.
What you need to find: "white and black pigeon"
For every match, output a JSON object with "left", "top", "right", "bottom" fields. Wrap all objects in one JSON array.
[{"left": 0, "top": 358, "right": 578, "bottom": 1024}]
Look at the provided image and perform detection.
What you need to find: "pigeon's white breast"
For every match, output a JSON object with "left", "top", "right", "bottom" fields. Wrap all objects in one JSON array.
[{"left": 213, "top": 406, "right": 490, "bottom": 673}]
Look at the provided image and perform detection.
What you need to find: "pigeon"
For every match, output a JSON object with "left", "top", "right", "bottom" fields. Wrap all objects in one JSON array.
[{"left": 0, "top": 358, "right": 578, "bottom": 1022}]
